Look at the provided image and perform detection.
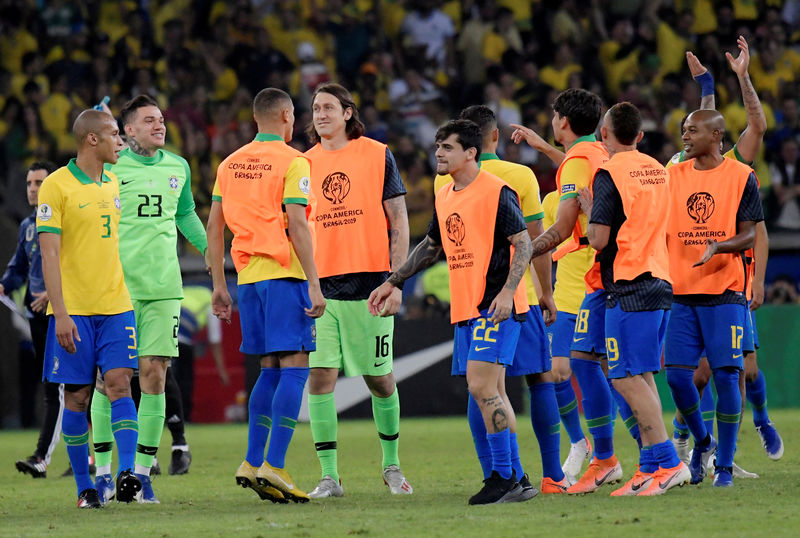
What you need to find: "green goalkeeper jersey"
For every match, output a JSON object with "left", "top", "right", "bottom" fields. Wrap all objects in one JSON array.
[{"left": 108, "top": 147, "right": 208, "bottom": 301}]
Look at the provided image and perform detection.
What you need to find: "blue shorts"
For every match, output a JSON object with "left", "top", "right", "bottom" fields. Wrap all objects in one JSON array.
[
  {"left": 238, "top": 279, "right": 316, "bottom": 355},
  {"left": 546, "top": 311, "right": 577, "bottom": 358},
  {"left": 507, "top": 306, "right": 551, "bottom": 377},
  {"left": 743, "top": 304, "right": 759, "bottom": 352},
  {"left": 43, "top": 311, "right": 138, "bottom": 384},
  {"left": 570, "top": 290, "right": 607, "bottom": 355},
  {"left": 665, "top": 303, "right": 745, "bottom": 370},
  {"left": 605, "top": 305, "right": 669, "bottom": 379},
  {"left": 451, "top": 310, "right": 522, "bottom": 376}
]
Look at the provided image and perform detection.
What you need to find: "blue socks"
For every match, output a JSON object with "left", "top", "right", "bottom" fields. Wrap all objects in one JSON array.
[
  {"left": 487, "top": 429, "right": 512, "bottom": 479},
  {"left": 713, "top": 367, "right": 741, "bottom": 468},
  {"left": 666, "top": 366, "right": 707, "bottom": 443},
  {"left": 62, "top": 409, "right": 93, "bottom": 495},
  {"left": 746, "top": 370, "right": 769, "bottom": 426},
  {"left": 639, "top": 446, "right": 658, "bottom": 474},
  {"left": 571, "top": 358, "right": 614, "bottom": 460},
  {"left": 509, "top": 432, "right": 525, "bottom": 482},
  {"left": 700, "top": 386, "right": 715, "bottom": 436},
  {"left": 246, "top": 368, "right": 280, "bottom": 467},
  {"left": 673, "top": 417, "right": 689, "bottom": 440},
  {"left": 467, "top": 394, "right": 492, "bottom": 479},
  {"left": 529, "top": 382, "right": 564, "bottom": 481},
  {"left": 110, "top": 397, "right": 138, "bottom": 475},
  {"left": 554, "top": 380, "right": 584, "bottom": 443},
  {"left": 652, "top": 439, "right": 681, "bottom": 470},
  {"left": 266, "top": 367, "right": 308, "bottom": 469}
]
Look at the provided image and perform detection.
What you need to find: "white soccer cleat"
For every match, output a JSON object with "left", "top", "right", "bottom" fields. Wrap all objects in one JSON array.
[
  {"left": 562, "top": 437, "right": 591, "bottom": 483},
  {"left": 672, "top": 436, "right": 690, "bottom": 466},
  {"left": 308, "top": 476, "right": 344, "bottom": 498},
  {"left": 382, "top": 465, "right": 413, "bottom": 494}
]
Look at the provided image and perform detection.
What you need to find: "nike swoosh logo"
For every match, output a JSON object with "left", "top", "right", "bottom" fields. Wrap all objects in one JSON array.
[
  {"left": 573, "top": 337, "right": 586, "bottom": 342},
  {"left": 78, "top": 203, "right": 90, "bottom": 208},
  {"left": 594, "top": 469, "right": 616, "bottom": 486},
  {"left": 608, "top": 364, "right": 618, "bottom": 370},
  {"left": 732, "top": 354, "right": 743, "bottom": 359},
  {"left": 129, "top": 354, "right": 137, "bottom": 359},
  {"left": 474, "top": 346, "right": 490, "bottom": 352},
  {"left": 120, "top": 180, "right": 132, "bottom": 185},
  {"left": 658, "top": 474, "right": 677, "bottom": 489},
  {"left": 631, "top": 477, "right": 652, "bottom": 491},
  {"left": 373, "top": 361, "right": 387, "bottom": 368}
]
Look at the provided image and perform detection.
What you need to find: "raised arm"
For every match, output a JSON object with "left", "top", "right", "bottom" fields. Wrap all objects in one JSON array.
[
  {"left": 727, "top": 36, "right": 767, "bottom": 163},
  {"left": 686, "top": 51, "right": 716, "bottom": 110},
  {"left": 510, "top": 123, "right": 566, "bottom": 166}
]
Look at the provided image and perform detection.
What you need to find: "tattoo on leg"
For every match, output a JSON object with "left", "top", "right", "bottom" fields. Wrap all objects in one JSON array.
[{"left": 491, "top": 408, "right": 508, "bottom": 432}]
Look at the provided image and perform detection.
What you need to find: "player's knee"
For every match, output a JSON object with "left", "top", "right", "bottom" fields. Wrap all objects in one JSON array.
[
  {"left": 64, "top": 384, "right": 91, "bottom": 411},
  {"left": 666, "top": 366, "right": 693, "bottom": 391},
  {"left": 551, "top": 357, "right": 572, "bottom": 382},
  {"left": 309, "top": 367, "right": 338, "bottom": 394},
  {"left": 365, "top": 373, "right": 395, "bottom": 398}
]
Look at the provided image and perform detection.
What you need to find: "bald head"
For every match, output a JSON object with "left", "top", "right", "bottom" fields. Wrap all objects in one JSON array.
[
  {"left": 73, "top": 109, "right": 115, "bottom": 146},
  {"left": 687, "top": 109, "right": 726, "bottom": 133},
  {"left": 682, "top": 109, "right": 727, "bottom": 161}
]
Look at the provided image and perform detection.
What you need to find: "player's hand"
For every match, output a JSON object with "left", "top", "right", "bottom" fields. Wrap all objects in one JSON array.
[
  {"left": 55, "top": 313, "right": 80, "bottom": 354},
  {"left": 211, "top": 287, "right": 233, "bottom": 323},
  {"left": 693, "top": 239, "right": 719, "bottom": 267},
  {"left": 539, "top": 295, "right": 557, "bottom": 326},
  {"left": 488, "top": 288, "right": 514, "bottom": 325},
  {"left": 368, "top": 282, "right": 400, "bottom": 317},
  {"left": 305, "top": 283, "right": 326, "bottom": 318},
  {"left": 686, "top": 51, "right": 707, "bottom": 77},
  {"left": 509, "top": 123, "right": 547, "bottom": 150},
  {"left": 577, "top": 187, "right": 593, "bottom": 216},
  {"left": 30, "top": 291, "right": 49, "bottom": 313},
  {"left": 726, "top": 35, "right": 750, "bottom": 77},
  {"left": 750, "top": 280, "right": 764, "bottom": 310}
]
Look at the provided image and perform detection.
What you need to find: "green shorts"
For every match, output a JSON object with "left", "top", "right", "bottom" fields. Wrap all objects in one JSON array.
[
  {"left": 309, "top": 299, "right": 394, "bottom": 377},
  {"left": 132, "top": 298, "right": 180, "bottom": 358}
]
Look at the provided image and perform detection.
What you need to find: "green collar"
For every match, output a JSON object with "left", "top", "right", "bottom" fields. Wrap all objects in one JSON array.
[
  {"left": 68, "top": 158, "right": 112, "bottom": 185},
  {"left": 479, "top": 152, "right": 500, "bottom": 162},
  {"left": 254, "top": 133, "right": 284, "bottom": 142},
  {"left": 569, "top": 134, "right": 597, "bottom": 149},
  {"left": 122, "top": 147, "right": 163, "bottom": 165}
]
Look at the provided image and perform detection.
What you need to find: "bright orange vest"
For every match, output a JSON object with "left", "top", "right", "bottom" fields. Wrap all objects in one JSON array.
[
  {"left": 306, "top": 136, "right": 390, "bottom": 278},
  {"left": 667, "top": 158, "right": 751, "bottom": 296},
  {"left": 435, "top": 170, "right": 528, "bottom": 324},
  {"left": 600, "top": 150, "right": 671, "bottom": 284},
  {"left": 216, "top": 140, "right": 309, "bottom": 272}
]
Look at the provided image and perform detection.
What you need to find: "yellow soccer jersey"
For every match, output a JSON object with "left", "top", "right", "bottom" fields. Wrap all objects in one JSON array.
[
  {"left": 542, "top": 190, "right": 593, "bottom": 315},
  {"left": 36, "top": 159, "right": 132, "bottom": 316},
  {"left": 558, "top": 156, "right": 592, "bottom": 238},
  {"left": 212, "top": 152, "right": 310, "bottom": 285},
  {"left": 435, "top": 153, "right": 544, "bottom": 305}
]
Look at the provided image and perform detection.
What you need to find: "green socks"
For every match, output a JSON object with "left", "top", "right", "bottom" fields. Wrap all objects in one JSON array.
[
  {"left": 372, "top": 389, "right": 400, "bottom": 469},
  {"left": 308, "top": 392, "right": 339, "bottom": 481},
  {"left": 90, "top": 390, "right": 113, "bottom": 472},
  {"left": 135, "top": 392, "right": 165, "bottom": 473}
]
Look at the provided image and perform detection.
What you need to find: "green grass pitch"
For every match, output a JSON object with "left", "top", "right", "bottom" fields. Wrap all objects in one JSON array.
[{"left": 2, "top": 411, "right": 799, "bottom": 537}]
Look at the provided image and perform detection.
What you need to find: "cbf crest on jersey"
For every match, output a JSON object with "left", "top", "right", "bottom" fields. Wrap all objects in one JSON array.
[
  {"left": 114, "top": 197, "right": 121, "bottom": 210},
  {"left": 169, "top": 175, "right": 179, "bottom": 190}
]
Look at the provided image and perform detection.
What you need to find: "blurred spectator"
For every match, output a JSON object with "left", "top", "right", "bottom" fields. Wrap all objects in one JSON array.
[
  {"left": 767, "top": 138, "right": 800, "bottom": 230},
  {"left": 399, "top": 0, "right": 455, "bottom": 71},
  {"left": 767, "top": 274, "right": 799, "bottom": 304}
]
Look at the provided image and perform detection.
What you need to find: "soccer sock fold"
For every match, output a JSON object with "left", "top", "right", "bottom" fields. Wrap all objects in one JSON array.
[
  {"left": 266, "top": 367, "right": 308, "bottom": 469},
  {"left": 713, "top": 367, "right": 741, "bottom": 468},
  {"left": 746, "top": 370, "right": 770, "bottom": 427},
  {"left": 90, "top": 389, "right": 113, "bottom": 475},
  {"left": 487, "top": 429, "right": 512, "bottom": 479},
  {"left": 571, "top": 358, "right": 614, "bottom": 460},
  {"left": 372, "top": 389, "right": 401, "bottom": 469},
  {"left": 110, "top": 397, "right": 138, "bottom": 475},
  {"left": 639, "top": 446, "right": 658, "bottom": 474},
  {"left": 672, "top": 417, "right": 689, "bottom": 440},
  {"left": 554, "top": 379, "right": 584, "bottom": 444},
  {"left": 135, "top": 392, "right": 166, "bottom": 474},
  {"left": 666, "top": 367, "right": 707, "bottom": 444},
  {"left": 308, "top": 391, "right": 339, "bottom": 481},
  {"left": 467, "top": 394, "right": 492, "bottom": 479},
  {"left": 509, "top": 432, "right": 524, "bottom": 482},
  {"left": 652, "top": 439, "right": 681, "bottom": 470},
  {"left": 610, "top": 382, "right": 641, "bottom": 448},
  {"left": 245, "top": 367, "right": 280, "bottom": 468},
  {"left": 529, "top": 382, "right": 564, "bottom": 481},
  {"left": 700, "top": 386, "right": 716, "bottom": 436},
  {"left": 63, "top": 408, "right": 93, "bottom": 495}
]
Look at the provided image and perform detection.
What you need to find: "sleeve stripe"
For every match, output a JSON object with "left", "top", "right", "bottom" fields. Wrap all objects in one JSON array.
[
  {"left": 524, "top": 212, "right": 544, "bottom": 222},
  {"left": 283, "top": 197, "right": 308, "bottom": 206},
  {"left": 211, "top": 195, "right": 222, "bottom": 202},
  {"left": 560, "top": 193, "right": 579, "bottom": 200},
  {"left": 37, "top": 226, "right": 61, "bottom": 234}
]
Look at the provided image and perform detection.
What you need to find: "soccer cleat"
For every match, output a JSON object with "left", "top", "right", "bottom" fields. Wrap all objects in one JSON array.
[
  {"left": 562, "top": 437, "right": 592, "bottom": 483},
  {"left": 115, "top": 470, "right": 142, "bottom": 503},
  {"left": 713, "top": 466, "right": 734, "bottom": 487},
  {"left": 235, "top": 461, "right": 287, "bottom": 504},
  {"left": 77, "top": 488, "right": 102, "bottom": 509},
  {"left": 151, "top": 457, "right": 161, "bottom": 476},
  {"left": 689, "top": 436, "right": 717, "bottom": 484},
  {"left": 257, "top": 462, "right": 310, "bottom": 503},
  {"left": 135, "top": 473, "right": 160, "bottom": 504},
  {"left": 308, "top": 475, "right": 345, "bottom": 498},
  {"left": 638, "top": 463, "right": 690, "bottom": 496},
  {"left": 540, "top": 475, "right": 571, "bottom": 494},
  {"left": 169, "top": 447, "right": 192, "bottom": 475},
  {"left": 382, "top": 465, "right": 413, "bottom": 495},
  {"left": 468, "top": 471, "right": 522, "bottom": 505},
  {"left": 756, "top": 423, "right": 784, "bottom": 460},
  {"left": 610, "top": 469, "right": 654, "bottom": 497},
  {"left": 95, "top": 473, "right": 116, "bottom": 506},
  {"left": 15, "top": 455, "right": 47, "bottom": 478},
  {"left": 672, "top": 436, "right": 690, "bottom": 466},
  {"left": 503, "top": 473, "right": 538, "bottom": 502},
  {"left": 566, "top": 455, "right": 623, "bottom": 494},
  {"left": 707, "top": 459, "right": 759, "bottom": 479}
]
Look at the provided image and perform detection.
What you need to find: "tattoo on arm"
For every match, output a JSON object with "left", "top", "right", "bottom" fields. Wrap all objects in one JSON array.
[
  {"left": 740, "top": 74, "right": 766, "bottom": 127},
  {"left": 384, "top": 196, "right": 410, "bottom": 270},
  {"left": 530, "top": 227, "right": 563, "bottom": 260},
  {"left": 504, "top": 230, "right": 532, "bottom": 292},
  {"left": 386, "top": 235, "right": 441, "bottom": 287}
]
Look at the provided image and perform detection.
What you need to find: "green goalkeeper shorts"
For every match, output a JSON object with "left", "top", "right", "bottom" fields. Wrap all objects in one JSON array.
[{"left": 132, "top": 298, "right": 181, "bottom": 358}]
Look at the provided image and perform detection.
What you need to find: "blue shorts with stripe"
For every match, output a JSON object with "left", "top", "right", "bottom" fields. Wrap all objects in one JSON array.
[
  {"left": 546, "top": 311, "right": 577, "bottom": 358},
  {"left": 238, "top": 278, "right": 316, "bottom": 355},
  {"left": 743, "top": 303, "right": 759, "bottom": 352},
  {"left": 43, "top": 311, "right": 138, "bottom": 384},
  {"left": 605, "top": 304, "right": 669, "bottom": 379},
  {"left": 570, "top": 290, "right": 607, "bottom": 356},
  {"left": 451, "top": 310, "right": 522, "bottom": 376},
  {"left": 507, "top": 306, "right": 551, "bottom": 376},
  {"left": 665, "top": 302, "right": 745, "bottom": 370}
]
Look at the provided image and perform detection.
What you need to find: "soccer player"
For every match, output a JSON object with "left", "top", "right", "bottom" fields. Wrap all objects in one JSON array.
[
  {"left": 436, "top": 105, "right": 565, "bottom": 497},
  {"left": 304, "top": 83, "right": 411, "bottom": 498},
  {"left": 37, "top": 109, "right": 141, "bottom": 508},
  {"left": 585, "top": 102, "right": 689, "bottom": 496},
  {"left": 4, "top": 161, "right": 61, "bottom": 479},
  {"left": 207, "top": 87, "right": 325, "bottom": 504},
  {"left": 370, "top": 119, "right": 533, "bottom": 505},
  {"left": 664, "top": 109, "right": 764, "bottom": 488},
  {"left": 88, "top": 95, "right": 208, "bottom": 504}
]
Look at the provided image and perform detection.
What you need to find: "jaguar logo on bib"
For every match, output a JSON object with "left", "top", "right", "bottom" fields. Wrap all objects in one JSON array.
[
  {"left": 321, "top": 171, "right": 351, "bottom": 204},
  {"left": 686, "top": 192, "right": 715, "bottom": 224},
  {"left": 445, "top": 213, "right": 466, "bottom": 246}
]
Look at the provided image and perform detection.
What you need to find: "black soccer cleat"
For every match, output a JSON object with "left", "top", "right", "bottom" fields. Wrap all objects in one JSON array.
[
  {"left": 77, "top": 488, "right": 102, "bottom": 509},
  {"left": 468, "top": 471, "right": 523, "bottom": 505},
  {"left": 115, "top": 470, "right": 142, "bottom": 503},
  {"left": 16, "top": 455, "right": 47, "bottom": 478},
  {"left": 169, "top": 448, "right": 192, "bottom": 475}
]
